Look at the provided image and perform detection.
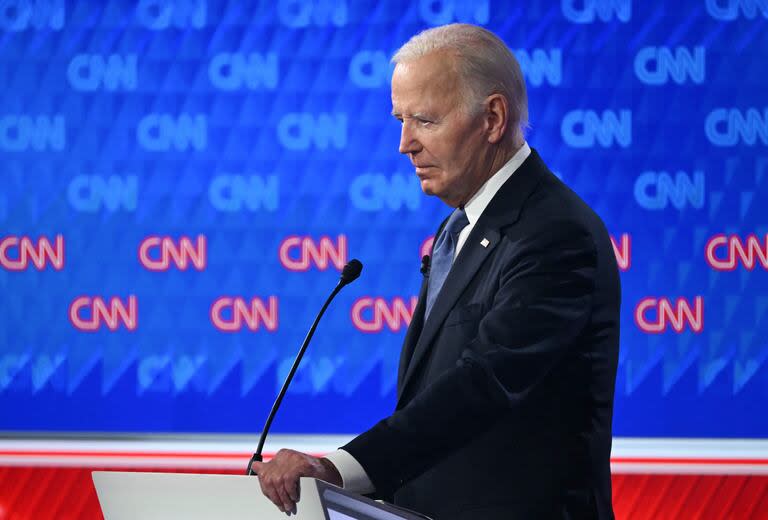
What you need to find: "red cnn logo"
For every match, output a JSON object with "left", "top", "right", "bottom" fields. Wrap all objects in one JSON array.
[
  {"left": 610, "top": 233, "right": 631, "bottom": 271},
  {"left": 420, "top": 236, "right": 434, "bottom": 259},
  {"left": 279, "top": 235, "right": 347, "bottom": 271},
  {"left": 139, "top": 235, "right": 207, "bottom": 271},
  {"left": 634, "top": 296, "right": 704, "bottom": 333},
  {"left": 210, "top": 296, "right": 279, "bottom": 332},
  {"left": 0, "top": 235, "right": 64, "bottom": 271},
  {"left": 69, "top": 296, "right": 138, "bottom": 331},
  {"left": 705, "top": 233, "right": 768, "bottom": 271},
  {"left": 352, "top": 297, "right": 418, "bottom": 333}
]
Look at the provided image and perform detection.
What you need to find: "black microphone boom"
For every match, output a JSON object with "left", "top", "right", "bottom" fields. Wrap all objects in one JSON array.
[{"left": 245, "top": 258, "right": 364, "bottom": 475}]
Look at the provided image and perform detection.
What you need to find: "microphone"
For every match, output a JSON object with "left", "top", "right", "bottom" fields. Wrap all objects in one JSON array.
[
  {"left": 420, "top": 255, "right": 430, "bottom": 276},
  {"left": 246, "top": 259, "right": 364, "bottom": 475},
  {"left": 340, "top": 258, "right": 362, "bottom": 285}
]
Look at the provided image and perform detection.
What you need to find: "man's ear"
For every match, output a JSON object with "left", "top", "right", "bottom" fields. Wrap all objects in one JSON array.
[{"left": 485, "top": 93, "right": 509, "bottom": 144}]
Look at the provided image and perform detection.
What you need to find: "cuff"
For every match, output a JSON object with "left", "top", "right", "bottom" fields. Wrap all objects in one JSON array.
[{"left": 323, "top": 449, "right": 376, "bottom": 494}]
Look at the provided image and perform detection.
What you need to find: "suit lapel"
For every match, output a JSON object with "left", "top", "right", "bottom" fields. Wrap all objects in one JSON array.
[
  {"left": 397, "top": 226, "right": 499, "bottom": 407},
  {"left": 397, "top": 275, "right": 428, "bottom": 396},
  {"left": 395, "top": 149, "right": 548, "bottom": 408}
]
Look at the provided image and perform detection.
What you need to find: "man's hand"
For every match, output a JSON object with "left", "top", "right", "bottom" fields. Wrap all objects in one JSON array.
[{"left": 251, "top": 449, "right": 342, "bottom": 514}]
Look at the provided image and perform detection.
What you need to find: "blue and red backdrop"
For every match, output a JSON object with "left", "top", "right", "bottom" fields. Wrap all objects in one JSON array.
[{"left": 0, "top": 0, "right": 766, "bottom": 440}]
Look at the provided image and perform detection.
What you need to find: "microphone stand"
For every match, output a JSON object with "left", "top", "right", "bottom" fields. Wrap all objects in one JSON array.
[{"left": 246, "top": 260, "right": 362, "bottom": 475}]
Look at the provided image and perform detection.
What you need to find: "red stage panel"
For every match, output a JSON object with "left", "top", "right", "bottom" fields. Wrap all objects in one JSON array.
[{"left": 0, "top": 467, "right": 766, "bottom": 520}]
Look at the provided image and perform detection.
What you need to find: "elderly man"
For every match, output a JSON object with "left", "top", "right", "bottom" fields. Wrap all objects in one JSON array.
[{"left": 253, "top": 24, "right": 620, "bottom": 520}]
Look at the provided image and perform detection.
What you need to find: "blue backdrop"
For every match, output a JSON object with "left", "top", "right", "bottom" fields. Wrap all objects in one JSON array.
[{"left": 1, "top": 0, "right": 766, "bottom": 438}]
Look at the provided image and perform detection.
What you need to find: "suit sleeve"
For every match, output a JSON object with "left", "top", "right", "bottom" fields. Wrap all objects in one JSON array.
[{"left": 341, "top": 220, "right": 598, "bottom": 498}]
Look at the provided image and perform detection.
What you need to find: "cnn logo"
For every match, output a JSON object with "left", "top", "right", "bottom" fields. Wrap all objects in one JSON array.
[
  {"left": 706, "top": 234, "right": 768, "bottom": 271},
  {"left": 635, "top": 297, "right": 703, "bottom": 334},
  {"left": 352, "top": 297, "right": 418, "bottom": 333},
  {"left": 279, "top": 235, "right": 347, "bottom": 271},
  {"left": 211, "top": 296, "right": 279, "bottom": 332},
  {"left": 69, "top": 296, "right": 137, "bottom": 332},
  {"left": 139, "top": 235, "right": 206, "bottom": 271},
  {"left": 1, "top": 235, "right": 64, "bottom": 271}
]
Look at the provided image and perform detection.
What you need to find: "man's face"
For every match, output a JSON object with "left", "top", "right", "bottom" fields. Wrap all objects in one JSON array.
[{"left": 391, "top": 52, "right": 491, "bottom": 207}]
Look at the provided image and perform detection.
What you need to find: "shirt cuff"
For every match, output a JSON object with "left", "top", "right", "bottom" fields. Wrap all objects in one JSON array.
[{"left": 323, "top": 449, "right": 376, "bottom": 494}]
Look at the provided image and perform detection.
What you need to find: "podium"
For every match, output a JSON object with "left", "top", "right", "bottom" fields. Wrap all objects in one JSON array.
[{"left": 93, "top": 471, "right": 430, "bottom": 519}]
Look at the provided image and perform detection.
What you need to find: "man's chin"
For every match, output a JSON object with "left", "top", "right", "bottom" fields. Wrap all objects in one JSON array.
[
  {"left": 420, "top": 182, "right": 462, "bottom": 207},
  {"left": 419, "top": 180, "right": 438, "bottom": 197}
]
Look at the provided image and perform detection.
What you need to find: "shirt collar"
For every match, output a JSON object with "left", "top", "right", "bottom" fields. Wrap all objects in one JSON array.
[{"left": 463, "top": 141, "right": 531, "bottom": 226}]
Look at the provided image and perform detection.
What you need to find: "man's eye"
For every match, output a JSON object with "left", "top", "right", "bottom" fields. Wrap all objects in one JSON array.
[{"left": 418, "top": 119, "right": 433, "bottom": 127}]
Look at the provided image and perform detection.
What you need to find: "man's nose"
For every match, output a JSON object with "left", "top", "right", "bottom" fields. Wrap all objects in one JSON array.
[{"left": 399, "top": 122, "right": 420, "bottom": 155}]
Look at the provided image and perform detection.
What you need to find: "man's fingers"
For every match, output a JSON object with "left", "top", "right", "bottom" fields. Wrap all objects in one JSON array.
[
  {"left": 257, "top": 475, "right": 282, "bottom": 511},
  {"left": 287, "top": 476, "right": 300, "bottom": 502},
  {"left": 266, "top": 475, "right": 291, "bottom": 513},
  {"left": 250, "top": 449, "right": 319, "bottom": 514},
  {"left": 262, "top": 475, "right": 296, "bottom": 514},
  {"left": 275, "top": 475, "right": 297, "bottom": 513}
]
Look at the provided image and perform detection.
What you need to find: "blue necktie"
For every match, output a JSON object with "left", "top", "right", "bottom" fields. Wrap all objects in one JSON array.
[{"left": 425, "top": 208, "right": 469, "bottom": 319}]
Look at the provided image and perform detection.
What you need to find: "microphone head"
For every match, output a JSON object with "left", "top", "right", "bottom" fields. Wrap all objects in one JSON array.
[
  {"left": 340, "top": 259, "right": 363, "bottom": 284},
  {"left": 420, "top": 255, "right": 430, "bottom": 275}
]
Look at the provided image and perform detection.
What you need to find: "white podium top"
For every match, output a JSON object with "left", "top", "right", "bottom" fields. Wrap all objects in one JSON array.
[{"left": 93, "top": 471, "right": 430, "bottom": 520}]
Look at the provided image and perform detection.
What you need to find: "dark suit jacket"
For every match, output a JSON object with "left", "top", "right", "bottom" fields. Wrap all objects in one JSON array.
[{"left": 343, "top": 149, "right": 620, "bottom": 520}]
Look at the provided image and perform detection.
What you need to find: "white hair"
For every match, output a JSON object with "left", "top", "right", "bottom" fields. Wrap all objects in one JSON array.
[{"left": 392, "top": 24, "right": 529, "bottom": 140}]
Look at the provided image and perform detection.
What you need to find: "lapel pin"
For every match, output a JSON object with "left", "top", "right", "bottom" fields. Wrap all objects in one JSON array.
[{"left": 480, "top": 238, "right": 490, "bottom": 248}]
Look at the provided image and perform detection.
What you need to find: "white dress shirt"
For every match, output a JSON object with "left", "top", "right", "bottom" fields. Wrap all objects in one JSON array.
[{"left": 323, "top": 142, "right": 532, "bottom": 494}]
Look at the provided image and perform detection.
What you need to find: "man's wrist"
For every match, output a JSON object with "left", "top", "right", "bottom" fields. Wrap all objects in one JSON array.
[{"left": 319, "top": 456, "right": 343, "bottom": 487}]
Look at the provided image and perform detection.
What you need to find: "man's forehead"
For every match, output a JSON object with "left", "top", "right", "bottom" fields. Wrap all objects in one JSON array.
[
  {"left": 391, "top": 54, "right": 460, "bottom": 111},
  {"left": 393, "top": 52, "right": 457, "bottom": 84}
]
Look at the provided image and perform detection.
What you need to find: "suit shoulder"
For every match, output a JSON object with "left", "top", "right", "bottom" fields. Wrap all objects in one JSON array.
[{"left": 520, "top": 169, "right": 610, "bottom": 242}]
